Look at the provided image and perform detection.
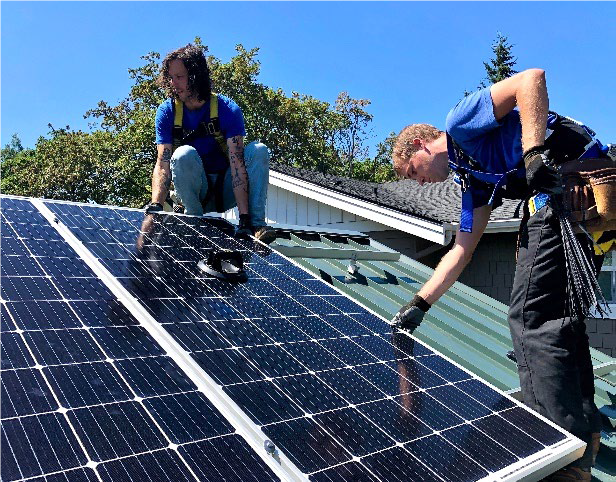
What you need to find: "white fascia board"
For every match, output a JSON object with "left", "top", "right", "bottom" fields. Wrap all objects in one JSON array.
[
  {"left": 270, "top": 170, "right": 447, "bottom": 245},
  {"left": 445, "top": 218, "right": 522, "bottom": 235}
]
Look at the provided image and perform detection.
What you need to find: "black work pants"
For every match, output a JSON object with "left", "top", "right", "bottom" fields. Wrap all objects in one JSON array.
[{"left": 508, "top": 203, "right": 602, "bottom": 470}]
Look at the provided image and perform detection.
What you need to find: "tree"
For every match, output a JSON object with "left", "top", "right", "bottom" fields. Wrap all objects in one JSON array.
[
  {"left": 465, "top": 32, "right": 518, "bottom": 95},
  {"left": 482, "top": 32, "right": 517, "bottom": 86},
  {"left": 1, "top": 39, "right": 383, "bottom": 206},
  {"left": 352, "top": 131, "right": 397, "bottom": 183}
]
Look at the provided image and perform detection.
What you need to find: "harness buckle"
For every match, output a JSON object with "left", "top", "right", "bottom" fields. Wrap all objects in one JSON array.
[
  {"left": 206, "top": 122, "right": 217, "bottom": 135},
  {"left": 528, "top": 193, "right": 550, "bottom": 216}
]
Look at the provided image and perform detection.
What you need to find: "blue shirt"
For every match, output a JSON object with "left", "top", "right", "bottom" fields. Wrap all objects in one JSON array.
[
  {"left": 445, "top": 87, "right": 525, "bottom": 209},
  {"left": 155, "top": 94, "right": 246, "bottom": 173}
]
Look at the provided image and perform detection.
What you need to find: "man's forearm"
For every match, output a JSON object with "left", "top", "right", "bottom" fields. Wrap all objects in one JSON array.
[
  {"left": 151, "top": 147, "right": 172, "bottom": 204},
  {"left": 417, "top": 245, "right": 472, "bottom": 305},
  {"left": 228, "top": 137, "right": 249, "bottom": 215}
]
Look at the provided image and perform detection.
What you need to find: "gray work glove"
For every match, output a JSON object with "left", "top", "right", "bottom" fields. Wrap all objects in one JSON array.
[
  {"left": 523, "top": 146, "right": 563, "bottom": 195},
  {"left": 235, "top": 214, "right": 253, "bottom": 240},
  {"left": 392, "top": 295, "right": 431, "bottom": 333}
]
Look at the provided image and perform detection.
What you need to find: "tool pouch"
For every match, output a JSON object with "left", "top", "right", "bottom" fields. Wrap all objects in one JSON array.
[{"left": 561, "top": 157, "right": 616, "bottom": 233}]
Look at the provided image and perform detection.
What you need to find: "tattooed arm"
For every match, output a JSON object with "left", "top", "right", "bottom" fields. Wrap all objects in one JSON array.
[
  {"left": 151, "top": 144, "right": 173, "bottom": 204},
  {"left": 227, "top": 135, "right": 249, "bottom": 215}
]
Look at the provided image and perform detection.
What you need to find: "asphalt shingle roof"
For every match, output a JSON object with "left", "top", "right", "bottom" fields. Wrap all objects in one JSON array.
[{"left": 271, "top": 162, "right": 522, "bottom": 225}]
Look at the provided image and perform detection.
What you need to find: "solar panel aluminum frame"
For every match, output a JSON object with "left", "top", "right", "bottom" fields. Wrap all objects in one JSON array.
[
  {"left": 19, "top": 195, "right": 587, "bottom": 482},
  {"left": 30, "top": 198, "right": 304, "bottom": 482}
]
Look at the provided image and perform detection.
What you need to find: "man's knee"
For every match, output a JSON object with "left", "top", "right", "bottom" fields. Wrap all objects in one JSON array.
[
  {"left": 171, "top": 146, "right": 203, "bottom": 183},
  {"left": 245, "top": 141, "right": 270, "bottom": 165}
]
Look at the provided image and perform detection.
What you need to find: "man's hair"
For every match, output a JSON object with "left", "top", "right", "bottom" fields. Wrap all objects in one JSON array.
[
  {"left": 393, "top": 124, "right": 443, "bottom": 170},
  {"left": 158, "top": 43, "right": 211, "bottom": 101}
]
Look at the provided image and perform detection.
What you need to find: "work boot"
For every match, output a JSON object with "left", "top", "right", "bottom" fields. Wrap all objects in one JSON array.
[
  {"left": 543, "top": 466, "right": 591, "bottom": 481},
  {"left": 591, "top": 432, "right": 601, "bottom": 465},
  {"left": 254, "top": 225, "right": 277, "bottom": 245}
]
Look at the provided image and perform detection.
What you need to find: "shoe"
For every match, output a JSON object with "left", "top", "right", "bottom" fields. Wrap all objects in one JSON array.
[
  {"left": 543, "top": 466, "right": 591, "bottom": 481},
  {"left": 254, "top": 225, "right": 277, "bottom": 245}
]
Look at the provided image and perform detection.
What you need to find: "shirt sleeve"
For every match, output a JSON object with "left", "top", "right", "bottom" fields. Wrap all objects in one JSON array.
[
  {"left": 218, "top": 95, "right": 246, "bottom": 139},
  {"left": 446, "top": 88, "right": 501, "bottom": 143},
  {"left": 155, "top": 101, "right": 173, "bottom": 145}
]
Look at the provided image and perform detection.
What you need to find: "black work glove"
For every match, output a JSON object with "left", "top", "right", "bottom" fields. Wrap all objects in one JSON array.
[
  {"left": 235, "top": 214, "right": 253, "bottom": 240},
  {"left": 391, "top": 295, "right": 431, "bottom": 333},
  {"left": 145, "top": 202, "right": 164, "bottom": 214},
  {"left": 523, "top": 146, "right": 563, "bottom": 195}
]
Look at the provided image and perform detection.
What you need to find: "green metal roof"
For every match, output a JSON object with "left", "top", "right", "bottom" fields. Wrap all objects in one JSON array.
[{"left": 270, "top": 227, "right": 616, "bottom": 481}]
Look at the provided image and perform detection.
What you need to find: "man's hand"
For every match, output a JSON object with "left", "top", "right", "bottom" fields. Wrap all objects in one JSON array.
[
  {"left": 235, "top": 213, "right": 253, "bottom": 240},
  {"left": 523, "top": 146, "right": 563, "bottom": 195},
  {"left": 392, "top": 295, "right": 431, "bottom": 333}
]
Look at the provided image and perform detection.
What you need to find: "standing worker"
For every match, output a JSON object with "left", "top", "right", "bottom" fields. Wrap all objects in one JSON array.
[
  {"left": 392, "top": 68, "right": 613, "bottom": 481},
  {"left": 145, "top": 43, "right": 276, "bottom": 243}
]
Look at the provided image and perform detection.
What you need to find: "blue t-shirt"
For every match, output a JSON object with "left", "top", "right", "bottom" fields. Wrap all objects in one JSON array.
[
  {"left": 445, "top": 87, "right": 525, "bottom": 209},
  {"left": 155, "top": 94, "right": 246, "bottom": 173}
]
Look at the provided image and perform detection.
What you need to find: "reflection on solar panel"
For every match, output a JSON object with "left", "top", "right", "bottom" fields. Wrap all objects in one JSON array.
[{"left": 1, "top": 195, "right": 584, "bottom": 481}]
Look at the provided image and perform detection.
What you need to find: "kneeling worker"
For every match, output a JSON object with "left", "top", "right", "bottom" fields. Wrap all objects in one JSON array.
[
  {"left": 392, "top": 68, "right": 611, "bottom": 481},
  {"left": 146, "top": 43, "right": 275, "bottom": 243}
]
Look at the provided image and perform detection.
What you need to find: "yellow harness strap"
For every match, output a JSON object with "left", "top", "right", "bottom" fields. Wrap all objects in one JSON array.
[
  {"left": 172, "top": 93, "right": 228, "bottom": 157},
  {"left": 593, "top": 230, "right": 616, "bottom": 255}
]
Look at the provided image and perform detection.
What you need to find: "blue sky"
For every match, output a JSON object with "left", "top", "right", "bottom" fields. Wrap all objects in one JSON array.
[{"left": 2, "top": 1, "right": 614, "bottom": 156}]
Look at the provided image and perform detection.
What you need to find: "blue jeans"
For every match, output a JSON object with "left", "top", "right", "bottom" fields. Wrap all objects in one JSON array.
[{"left": 170, "top": 141, "right": 270, "bottom": 227}]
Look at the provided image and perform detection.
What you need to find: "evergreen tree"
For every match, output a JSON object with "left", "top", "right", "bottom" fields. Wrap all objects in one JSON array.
[{"left": 481, "top": 32, "right": 518, "bottom": 86}]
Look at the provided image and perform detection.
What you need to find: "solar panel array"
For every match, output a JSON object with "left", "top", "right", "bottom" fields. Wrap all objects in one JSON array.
[
  {"left": 0, "top": 197, "right": 278, "bottom": 482},
  {"left": 1, "top": 195, "right": 583, "bottom": 482}
]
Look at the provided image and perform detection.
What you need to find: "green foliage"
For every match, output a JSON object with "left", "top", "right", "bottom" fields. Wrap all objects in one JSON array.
[
  {"left": 2, "top": 39, "right": 395, "bottom": 207},
  {"left": 482, "top": 32, "right": 517, "bottom": 86},
  {"left": 465, "top": 32, "right": 518, "bottom": 96}
]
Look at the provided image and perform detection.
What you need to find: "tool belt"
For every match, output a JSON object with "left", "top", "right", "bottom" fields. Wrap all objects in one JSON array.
[{"left": 560, "top": 156, "right": 616, "bottom": 233}]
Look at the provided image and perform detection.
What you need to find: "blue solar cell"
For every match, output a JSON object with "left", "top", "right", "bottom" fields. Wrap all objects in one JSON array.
[
  {"left": 44, "top": 361, "right": 133, "bottom": 408},
  {"left": 165, "top": 321, "right": 232, "bottom": 351},
  {"left": 262, "top": 417, "right": 351, "bottom": 473},
  {"left": 37, "top": 256, "right": 96, "bottom": 278},
  {"left": 143, "top": 392, "right": 234, "bottom": 443},
  {"left": 69, "top": 300, "right": 138, "bottom": 327},
  {"left": 28, "top": 467, "right": 98, "bottom": 482},
  {"left": 1, "top": 332, "right": 36, "bottom": 369},
  {"left": 353, "top": 363, "right": 418, "bottom": 397},
  {"left": 317, "top": 368, "right": 384, "bottom": 404},
  {"left": 240, "top": 344, "right": 307, "bottom": 378},
  {"left": 1, "top": 255, "right": 45, "bottom": 276},
  {"left": 405, "top": 434, "right": 490, "bottom": 482},
  {"left": 321, "top": 314, "right": 372, "bottom": 336},
  {"left": 97, "top": 449, "right": 195, "bottom": 482},
  {"left": 266, "top": 296, "right": 312, "bottom": 317},
  {"left": 114, "top": 356, "right": 196, "bottom": 397},
  {"left": 1, "top": 303, "right": 15, "bottom": 332},
  {"left": 292, "top": 315, "right": 341, "bottom": 340},
  {"left": 23, "top": 329, "right": 106, "bottom": 365},
  {"left": 318, "top": 337, "right": 379, "bottom": 366},
  {"left": 349, "top": 313, "right": 391, "bottom": 335},
  {"left": 417, "top": 355, "right": 472, "bottom": 383},
  {"left": 178, "top": 435, "right": 278, "bottom": 482},
  {"left": 471, "top": 414, "right": 544, "bottom": 458},
  {"left": 426, "top": 385, "right": 493, "bottom": 421},
  {"left": 381, "top": 330, "right": 435, "bottom": 357},
  {"left": 500, "top": 407, "right": 566, "bottom": 446},
  {"left": 314, "top": 407, "right": 395, "bottom": 457},
  {"left": 0, "top": 238, "right": 30, "bottom": 256},
  {"left": 274, "top": 373, "right": 348, "bottom": 414},
  {"left": 392, "top": 391, "right": 465, "bottom": 431},
  {"left": 283, "top": 341, "right": 346, "bottom": 371},
  {"left": 206, "top": 318, "right": 273, "bottom": 347},
  {"left": 456, "top": 379, "right": 515, "bottom": 412},
  {"left": 53, "top": 278, "right": 114, "bottom": 301},
  {"left": 1, "top": 277, "right": 62, "bottom": 301},
  {"left": 1, "top": 413, "right": 88, "bottom": 480},
  {"left": 386, "top": 358, "right": 448, "bottom": 390},
  {"left": 441, "top": 423, "right": 518, "bottom": 472},
  {"left": 192, "top": 349, "right": 263, "bottom": 385},
  {"left": 357, "top": 398, "right": 432, "bottom": 443},
  {"left": 68, "top": 401, "right": 167, "bottom": 462},
  {"left": 23, "top": 239, "right": 76, "bottom": 257},
  {"left": 353, "top": 335, "right": 407, "bottom": 361},
  {"left": 223, "top": 380, "right": 303, "bottom": 425},
  {"left": 1, "top": 368, "right": 58, "bottom": 418},
  {"left": 361, "top": 446, "right": 441, "bottom": 481},
  {"left": 89, "top": 326, "right": 163, "bottom": 359}
]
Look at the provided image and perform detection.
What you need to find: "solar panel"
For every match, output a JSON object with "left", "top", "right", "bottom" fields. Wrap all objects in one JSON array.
[
  {"left": 0, "top": 197, "right": 279, "bottom": 482},
  {"left": 1, "top": 195, "right": 586, "bottom": 481}
]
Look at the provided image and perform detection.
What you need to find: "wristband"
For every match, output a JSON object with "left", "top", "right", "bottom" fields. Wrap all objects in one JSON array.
[{"left": 412, "top": 295, "right": 431, "bottom": 312}]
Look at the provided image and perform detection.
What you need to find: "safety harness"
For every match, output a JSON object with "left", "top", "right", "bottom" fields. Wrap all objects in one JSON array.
[
  {"left": 449, "top": 113, "right": 611, "bottom": 235},
  {"left": 172, "top": 93, "right": 229, "bottom": 212}
]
